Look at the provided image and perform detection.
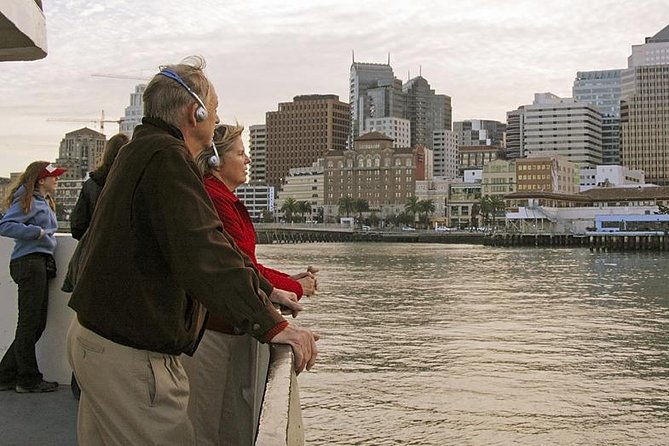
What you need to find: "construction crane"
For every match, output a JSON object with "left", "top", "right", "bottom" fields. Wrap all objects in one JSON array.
[
  {"left": 91, "top": 73, "right": 150, "bottom": 81},
  {"left": 46, "top": 110, "right": 124, "bottom": 133}
]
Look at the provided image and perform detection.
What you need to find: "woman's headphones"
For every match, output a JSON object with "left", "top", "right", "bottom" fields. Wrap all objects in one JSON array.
[
  {"left": 157, "top": 68, "right": 208, "bottom": 122},
  {"left": 208, "top": 141, "right": 220, "bottom": 168}
]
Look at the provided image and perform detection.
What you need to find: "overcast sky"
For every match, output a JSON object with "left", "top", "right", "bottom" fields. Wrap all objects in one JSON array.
[{"left": 0, "top": 0, "right": 666, "bottom": 176}]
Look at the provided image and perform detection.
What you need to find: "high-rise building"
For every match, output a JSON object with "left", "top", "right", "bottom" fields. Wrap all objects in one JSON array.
[
  {"left": 349, "top": 59, "right": 396, "bottom": 142},
  {"left": 55, "top": 127, "right": 106, "bottom": 180},
  {"left": 403, "top": 76, "right": 452, "bottom": 148},
  {"left": 363, "top": 116, "right": 411, "bottom": 147},
  {"left": 432, "top": 130, "right": 458, "bottom": 179},
  {"left": 620, "top": 25, "right": 669, "bottom": 185},
  {"left": 523, "top": 93, "right": 603, "bottom": 167},
  {"left": 573, "top": 70, "right": 622, "bottom": 165},
  {"left": 120, "top": 83, "right": 146, "bottom": 138},
  {"left": 506, "top": 107, "right": 525, "bottom": 159},
  {"left": 453, "top": 120, "right": 506, "bottom": 146},
  {"left": 265, "top": 94, "right": 349, "bottom": 191},
  {"left": 350, "top": 58, "right": 452, "bottom": 150},
  {"left": 249, "top": 124, "right": 267, "bottom": 183}
]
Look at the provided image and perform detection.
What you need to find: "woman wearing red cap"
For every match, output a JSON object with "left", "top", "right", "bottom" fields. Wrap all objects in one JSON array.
[{"left": 0, "top": 161, "right": 65, "bottom": 393}]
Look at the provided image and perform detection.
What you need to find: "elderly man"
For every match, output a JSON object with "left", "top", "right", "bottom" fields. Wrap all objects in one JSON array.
[{"left": 66, "top": 56, "right": 318, "bottom": 445}]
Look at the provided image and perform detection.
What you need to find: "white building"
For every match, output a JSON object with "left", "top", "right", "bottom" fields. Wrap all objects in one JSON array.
[
  {"left": 276, "top": 159, "right": 324, "bottom": 221},
  {"left": 120, "top": 84, "right": 146, "bottom": 138},
  {"left": 249, "top": 124, "right": 267, "bottom": 183},
  {"left": 363, "top": 117, "right": 410, "bottom": 147},
  {"left": 580, "top": 165, "right": 645, "bottom": 191},
  {"left": 432, "top": 129, "right": 458, "bottom": 179},
  {"left": 523, "top": 93, "right": 603, "bottom": 167},
  {"left": 628, "top": 24, "right": 669, "bottom": 67},
  {"left": 235, "top": 183, "right": 274, "bottom": 221},
  {"left": 415, "top": 177, "right": 452, "bottom": 222}
]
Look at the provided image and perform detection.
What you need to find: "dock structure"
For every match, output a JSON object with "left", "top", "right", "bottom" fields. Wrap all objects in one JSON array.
[
  {"left": 485, "top": 232, "right": 669, "bottom": 252},
  {"left": 254, "top": 224, "right": 485, "bottom": 244}
]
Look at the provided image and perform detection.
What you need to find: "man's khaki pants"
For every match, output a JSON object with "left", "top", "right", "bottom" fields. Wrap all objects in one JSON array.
[{"left": 67, "top": 318, "right": 194, "bottom": 445}]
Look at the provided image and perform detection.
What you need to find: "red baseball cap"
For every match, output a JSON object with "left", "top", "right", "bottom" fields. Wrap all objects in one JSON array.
[{"left": 37, "top": 164, "right": 66, "bottom": 179}]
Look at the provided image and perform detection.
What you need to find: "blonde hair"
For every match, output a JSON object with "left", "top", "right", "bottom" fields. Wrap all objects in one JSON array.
[
  {"left": 5, "top": 161, "right": 56, "bottom": 213},
  {"left": 195, "top": 123, "right": 245, "bottom": 176},
  {"left": 143, "top": 55, "right": 212, "bottom": 127}
]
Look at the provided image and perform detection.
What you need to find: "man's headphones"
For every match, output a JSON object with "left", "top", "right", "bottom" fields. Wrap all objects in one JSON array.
[
  {"left": 157, "top": 68, "right": 208, "bottom": 122},
  {"left": 209, "top": 141, "right": 221, "bottom": 168}
]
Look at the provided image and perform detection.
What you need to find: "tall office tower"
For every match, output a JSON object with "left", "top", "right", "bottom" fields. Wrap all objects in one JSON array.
[
  {"left": 506, "top": 107, "right": 525, "bottom": 159},
  {"left": 350, "top": 59, "right": 396, "bottom": 143},
  {"left": 523, "top": 93, "right": 603, "bottom": 167},
  {"left": 432, "top": 129, "right": 458, "bottom": 179},
  {"left": 55, "top": 127, "right": 106, "bottom": 180},
  {"left": 403, "top": 76, "right": 452, "bottom": 148},
  {"left": 265, "top": 94, "right": 350, "bottom": 191},
  {"left": 453, "top": 119, "right": 506, "bottom": 146},
  {"left": 620, "top": 24, "right": 669, "bottom": 185},
  {"left": 120, "top": 83, "right": 146, "bottom": 138},
  {"left": 249, "top": 124, "right": 267, "bottom": 183},
  {"left": 363, "top": 116, "right": 411, "bottom": 147},
  {"left": 573, "top": 70, "right": 622, "bottom": 165}
]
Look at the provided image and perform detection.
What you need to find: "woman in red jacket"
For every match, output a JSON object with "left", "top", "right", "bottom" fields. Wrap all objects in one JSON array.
[{"left": 183, "top": 123, "right": 317, "bottom": 445}]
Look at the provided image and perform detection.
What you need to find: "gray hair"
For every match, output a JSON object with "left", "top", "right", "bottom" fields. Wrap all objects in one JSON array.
[
  {"left": 195, "top": 123, "right": 245, "bottom": 176},
  {"left": 143, "top": 55, "right": 212, "bottom": 127}
]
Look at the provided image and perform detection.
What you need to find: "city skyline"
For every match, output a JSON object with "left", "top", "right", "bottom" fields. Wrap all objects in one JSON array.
[{"left": 0, "top": 0, "right": 666, "bottom": 176}]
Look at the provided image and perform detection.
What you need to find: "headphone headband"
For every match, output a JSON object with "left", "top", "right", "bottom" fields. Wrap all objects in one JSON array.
[{"left": 157, "top": 68, "right": 208, "bottom": 122}]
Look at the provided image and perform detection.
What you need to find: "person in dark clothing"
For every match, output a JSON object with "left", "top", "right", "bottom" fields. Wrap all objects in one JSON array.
[
  {"left": 70, "top": 133, "right": 129, "bottom": 240},
  {"left": 0, "top": 161, "right": 65, "bottom": 393},
  {"left": 67, "top": 132, "right": 129, "bottom": 400}
]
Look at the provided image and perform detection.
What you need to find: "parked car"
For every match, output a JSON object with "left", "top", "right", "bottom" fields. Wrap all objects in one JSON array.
[
  {"left": 435, "top": 226, "right": 451, "bottom": 232},
  {"left": 401, "top": 226, "right": 416, "bottom": 231},
  {"left": 361, "top": 225, "right": 371, "bottom": 231}
]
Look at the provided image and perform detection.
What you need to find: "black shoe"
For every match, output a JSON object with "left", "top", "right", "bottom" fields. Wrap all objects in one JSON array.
[
  {"left": 0, "top": 381, "right": 16, "bottom": 391},
  {"left": 16, "top": 380, "right": 59, "bottom": 393}
]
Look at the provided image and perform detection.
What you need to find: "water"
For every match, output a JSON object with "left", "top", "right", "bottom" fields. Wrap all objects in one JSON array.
[{"left": 257, "top": 243, "right": 669, "bottom": 445}]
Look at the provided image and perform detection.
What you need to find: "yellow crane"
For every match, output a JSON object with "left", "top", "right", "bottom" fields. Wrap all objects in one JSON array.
[{"left": 46, "top": 110, "right": 123, "bottom": 133}]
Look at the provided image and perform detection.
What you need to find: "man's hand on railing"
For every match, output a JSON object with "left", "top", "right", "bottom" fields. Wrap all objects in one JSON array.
[
  {"left": 270, "top": 324, "right": 319, "bottom": 374},
  {"left": 269, "top": 288, "right": 303, "bottom": 318}
]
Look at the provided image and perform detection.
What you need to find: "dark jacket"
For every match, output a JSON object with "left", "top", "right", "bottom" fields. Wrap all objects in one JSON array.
[
  {"left": 68, "top": 118, "right": 284, "bottom": 355},
  {"left": 70, "top": 176, "right": 102, "bottom": 240}
]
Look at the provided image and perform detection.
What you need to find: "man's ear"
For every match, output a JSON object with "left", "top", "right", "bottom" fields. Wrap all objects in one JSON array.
[{"left": 186, "top": 103, "right": 200, "bottom": 126}]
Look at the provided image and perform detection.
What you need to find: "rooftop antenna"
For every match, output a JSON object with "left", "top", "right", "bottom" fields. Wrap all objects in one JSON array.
[
  {"left": 408, "top": 70, "right": 410, "bottom": 81},
  {"left": 387, "top": 52, "right": 391, "bottom": 65},
  {"left": 420, "top": 64, "right": 422, "bottom": 77},
  {"left": 352, "top": 50, "right": 355, "bottom": 64}
]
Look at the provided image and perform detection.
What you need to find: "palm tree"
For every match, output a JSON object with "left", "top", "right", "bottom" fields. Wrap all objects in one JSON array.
[
  {"left": 353, "top": 198, "right": 369, "bottom": 223},
  {"left": 337, "top": 195, "right": 354, "bottom": 217},
  {"left": 296, "top": 201, "right": 312, "bottom": 222},
  {"left": 405, "top": 196, "right": 420, "bottom": 225},
  {"left": 489, "top": 195, "right": 506, "bottom": 229},
  {"left": 418, "top": 199, "right": 436, "bottom": 227},
  {"left": 280, "top": 197, "right": 298, "bottom": 223},
  {"left": 478, "top": 196, "right": 493, "bottom": 227}
]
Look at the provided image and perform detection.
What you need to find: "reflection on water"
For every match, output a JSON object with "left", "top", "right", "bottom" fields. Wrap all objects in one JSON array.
[{"left": 257, "top": 243, "right": 669, "bottom": 445}]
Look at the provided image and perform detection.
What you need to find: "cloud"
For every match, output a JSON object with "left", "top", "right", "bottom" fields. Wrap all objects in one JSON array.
[{"left": 0, "top": 0, "right": 667, "bottom": 174}]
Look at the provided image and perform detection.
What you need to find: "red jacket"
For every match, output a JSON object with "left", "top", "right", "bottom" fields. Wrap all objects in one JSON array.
[{"left": 204, "top": 175, "right": 304, "bottom": 298}]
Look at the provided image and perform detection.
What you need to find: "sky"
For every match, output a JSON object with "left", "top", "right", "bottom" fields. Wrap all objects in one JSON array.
[{"left": 0, "top": 0, "right": 667, "bottom": 176}]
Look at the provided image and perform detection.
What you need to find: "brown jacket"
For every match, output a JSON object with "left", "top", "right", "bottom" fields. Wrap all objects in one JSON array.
[{"left": 68, "top": 119, "right": 284, "bottom": 355}]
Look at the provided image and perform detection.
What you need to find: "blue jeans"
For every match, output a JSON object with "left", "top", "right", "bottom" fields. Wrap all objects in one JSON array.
[{"left": 0, "top": 253, "right": 50, "bottom": 387}]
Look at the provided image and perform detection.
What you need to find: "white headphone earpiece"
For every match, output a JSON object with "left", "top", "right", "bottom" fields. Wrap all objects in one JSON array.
[{"left": 208, "top": 141, "right": 220, "bottom": 168}]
